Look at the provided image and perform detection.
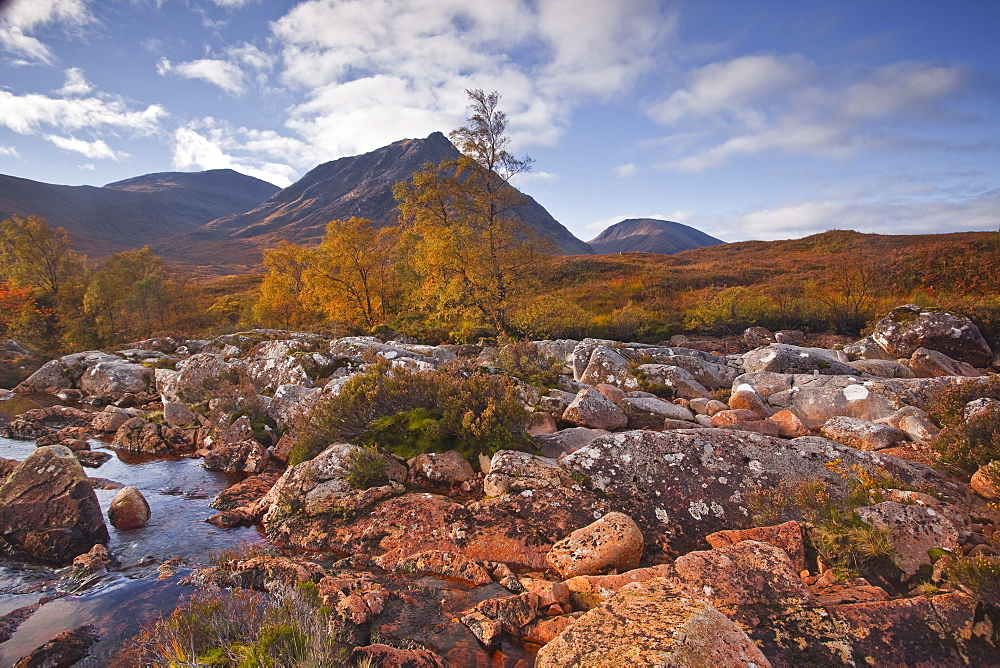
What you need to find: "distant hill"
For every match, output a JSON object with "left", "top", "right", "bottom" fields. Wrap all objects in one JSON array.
[
  {"left": 167, "top": 131, "right": 592, "bottom": 268},
  {"left": 587, "top": 218, "right": 724, "bottom": 255},
  {"left": 0, "top": 170, "right": 280, "bottom": 258}
]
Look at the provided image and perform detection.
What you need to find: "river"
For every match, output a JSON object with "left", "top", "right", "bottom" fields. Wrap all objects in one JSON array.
[{"left": 0, "top": 394, "right": 268, "bottom": 665}]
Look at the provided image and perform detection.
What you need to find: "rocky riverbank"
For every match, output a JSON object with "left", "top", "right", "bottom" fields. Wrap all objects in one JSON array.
[{"left": 1, "top": 304, "right": 999, "bottom": 665}]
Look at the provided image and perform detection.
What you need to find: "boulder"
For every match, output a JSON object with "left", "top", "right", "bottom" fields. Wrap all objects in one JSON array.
[
  {"left": 643, "top": 354, "right": 737, "bottom": 390},
  {"left": 483, "top": 451, "right": 569, "bottom": 497},
  {"left": 0, "top": 446, "right": 109, "bottom": 563},
  {"left": 620, "top": 396, "right": 695, "bottom": 429},
  {"left": 563, "top": 564, "right": 675, "bottom": 610},
  {"left": 819, "top": 416, "right": 909, "bottom": 451},
  {"left": 829, "top": 593, "right": 991, "bottom": 666},
  {"left": 533, "top": 427, "right": 609, "bottom": 458},
  {"left": 767, "top": 409, "right": 811, "bottom": 438},
  {"left": 909, "top": 347, "right": 983, "bottom": 378},
  {"left": 559, "top": 429, "right": 962, "bottom": 554},
  {"left": 546, "top": 511, "right": 644, "bottom": 578},
  {"left": 392, "top": 550, "right": 492, "bottom": 587},
  {"left": 267, "top": 384, "right": 322, "bottom": 429},
  {"left": 90, "top": 406, "right": 139, "bottom": 433},
  {"left": 743, "top": 326, "right": 775, "bottom": 349},
  {"left": 842, "top": 336, "right": 897, "bottom": 361},
  {"left": 13, "top": 359, "right": 72, "bottom": 393},
  {"left": 107, "top": 485, "right": 151, "bottom": 530},
  {"left": 635, "top": 364, "right": 712, "bottom": 399},
  {"left": 535, "top": 578, "right": 771, "bottom": 668},
  {"left": 847, "top": 358, "right": 915, "bottom": 378},
  {"left": 742, "top": 344, "right": 855, "bottom": 375},
  {"left": 408, "top": 450, "right": 475, "bottom": 487},
  {"left": 578, "top": 346, "right": 638, "bottom": 390},
  {"left": 674, "top": 540, "right": 812, "bottom": 609},
  {"left": 855, "top": 501, "right": 961, "bottom": 578},
  {"left": 162, "top": 401, "right": 196, "bottom": 427},
  {"left": 79, "top": 360, "right": 153, "bottom": 400},
  {"left": 872, "top": 304, "right": 993, "bottom": 367},
  {"left": 704, "top": 521, "right": 807, "bottom": 572},
  {"left": 12, "top": 624, "right": 100, "bottom": 668},
  {"left": 111, "top": 416, "right": 171, "bottom": 454},
  {"left": 203, "top": 439, "right": 270, "bottom": 474},
  {"left": 562, "top": 387, "right": 628, "bottom": 430},
  {"left": 970, "top": 462, "right": 1000, "bottom": 500},
  {"left": 728, "top": 385, "right": 771, "bottom": 418},
  {"left": 158, "top": 353, "right": 229, "bottom": 403}
]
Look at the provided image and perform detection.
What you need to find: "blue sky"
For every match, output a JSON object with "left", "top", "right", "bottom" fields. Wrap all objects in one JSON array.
[{"left": 0, "top": 0, "right": 997, "bottom": 243}]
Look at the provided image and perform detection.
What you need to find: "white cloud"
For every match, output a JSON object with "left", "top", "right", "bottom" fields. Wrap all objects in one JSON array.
[
  {"left": 80, "top": 163, "right": 95, "bottom": 170},
  {"left": 0, "top": 144, "right": 20, "bottom": 157},
  {"left": 158, "top": 57, "right": 246, "bottom": 95},
  {"left": 0, "top": 89, "right": 166, "bottom": 135},
  {"left": 171, "top": 123, "right": 302, "bottom": 187},
  {"left": 614, "top": 163, "right": 639, "bottom": 179},
  {"left": 0, "top": 0, "right": 94, "bottom": 65},
  {"left": 269, "top": 0, "right": 672, "bottom": 160},
  {"left": 695, "top": 189, "right": 1000, "bottom": 242},
  {"left": 650, "top": 55, "right": 969, "bottom": 171},
  {"left": 44, "top": 134, "right": 128, "bottom": 160},
  {"left": 55, "top": 67, "right": 93, "bottom": 96},
  {"left": 208, "top": 0, "right": 253, "bottom": 7}
]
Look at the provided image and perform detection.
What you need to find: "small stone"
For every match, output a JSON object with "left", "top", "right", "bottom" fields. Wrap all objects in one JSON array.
[{"left": 108, "top": 486, "right": 151, "bottom": 530}]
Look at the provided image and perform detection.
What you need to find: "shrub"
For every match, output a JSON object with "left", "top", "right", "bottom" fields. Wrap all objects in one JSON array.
[
  {"left": 941, "top": 553, "right": 1000, "bottom": 606},
  {"left": 496, "top": 340, "right": 563, "bottom": 389},
  {"left": 124, "top": 583, "right": 345, "bottom": 667},
  {"left": 746, "top": 462, "right": 905, "bottom": 580},
  {"left": 342, "top": 445, "right": 388, "bottom": 489},
  {"left": 928, "top": 376, "right": 1000, "bottom": 475},
  {"left": 290, "top": 360, "right": 531, "bottom": 466}
]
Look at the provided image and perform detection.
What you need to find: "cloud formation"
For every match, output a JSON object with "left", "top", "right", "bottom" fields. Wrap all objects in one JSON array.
[
  {"left": 158, "top": 57, "right": 247, "bottom": 95},
  {"left": 44, "top": 134, "right": 127, "bottom": 160},
  {"left": 171, "top": 121, "right": 305, "bottom": 187},
  {"left": 650, "top": 54, "right": 969, "bottom": 171},
  {"left": 268, "top": 0, "right": 672, "bottom": 158},
  {"left": 0, "top": 0, "right": 93, "bottom": 65},
  {"left": 0, "top": 90, "right": 165, "bottom": 135}
]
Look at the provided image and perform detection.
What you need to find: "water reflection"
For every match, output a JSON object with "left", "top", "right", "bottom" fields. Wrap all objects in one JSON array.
[{"left": 0, "top": 394, "right": 270, "bottom": 665}]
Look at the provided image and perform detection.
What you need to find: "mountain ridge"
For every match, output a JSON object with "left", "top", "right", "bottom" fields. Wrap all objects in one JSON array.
[
  {"left": 588, "top": 218, "right": 724, "bottom": 255},
  {"left": 0, "top": 169, "right": 280, "bottom": 258}
]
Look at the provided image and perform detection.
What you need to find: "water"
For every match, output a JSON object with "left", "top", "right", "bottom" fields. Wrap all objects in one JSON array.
[{"left": 0, "top": 394, "right": 269, "bottom": 665}]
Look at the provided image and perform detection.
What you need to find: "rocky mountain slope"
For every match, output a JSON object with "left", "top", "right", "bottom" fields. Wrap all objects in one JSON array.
[
  {"left": 0, "top": 170, "right": 280, "bottom": 258},
  {"left": 164, "top": 132, "right": 592, "bottom": 268},
  {"left": 588, "top": 218, "right": 724, "bottom": 254},
  {"left": 3, "top": 304, "right": 999, "bottom": 664}
]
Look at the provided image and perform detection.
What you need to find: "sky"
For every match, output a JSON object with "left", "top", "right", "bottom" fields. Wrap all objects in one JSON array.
[{"left": 0, "top": 0, "right": 998, "bottom": 244}]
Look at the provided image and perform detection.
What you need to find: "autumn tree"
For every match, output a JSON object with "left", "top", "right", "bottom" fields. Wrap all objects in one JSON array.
[
  {"left": 0, "top": 215, "right": 85, "bottom": 295},
  {"left": 84, "top": 246, "right": 170, "bottom": 342},
  {"left": 394, "top": 89, "right": 549, "bottom": 338},
  {"left": 253, "top": 242, "right": 321, "bottom": 330},
  {"left": 305, "top": 217, "right": 401, "bottom": 329}
]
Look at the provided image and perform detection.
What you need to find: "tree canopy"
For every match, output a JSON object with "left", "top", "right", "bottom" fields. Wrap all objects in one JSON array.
[{"left": 394, "top": 89, "right": 549, "bottom": 338}]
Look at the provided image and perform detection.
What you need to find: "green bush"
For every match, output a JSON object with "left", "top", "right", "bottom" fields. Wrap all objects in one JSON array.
[
  {"left": 496, "top": 340, "right": 563, "bottom": 389},
  {"left": 928, "top": 376, "right": 1000, "bottom": 475},
  {"left": 941, "top": 553, "right": 1000, "bottom": 606},
  {"left": 342, "top": 445, "right": 388, "bottom": 489},
  {"left": 289, "top": 360, "right": 531, "bottom": 466},
  {"left": 746, "top": 463, "right": 905, "bottom": 580},
  {"left": 124, "top": 583, "right": 345, "bottom": 667}
]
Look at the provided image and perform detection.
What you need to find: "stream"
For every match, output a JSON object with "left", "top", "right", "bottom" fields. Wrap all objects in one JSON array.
[{"left": 0, "top": 394, "right": 269, "bottom": 666}]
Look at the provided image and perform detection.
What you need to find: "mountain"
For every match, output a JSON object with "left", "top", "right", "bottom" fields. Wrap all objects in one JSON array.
[
  {"left": 0, "top": 170, "right": 280, "bottom": 258},
  {"left": 587, "top": 218, "right": 724, "bottom": 255},
  {"left": 167, "top": 131, "right": 592, "bottom": 267}
]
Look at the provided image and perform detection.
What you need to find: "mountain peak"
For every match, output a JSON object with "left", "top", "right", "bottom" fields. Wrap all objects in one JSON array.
[{"left": 588, "top": 218, "right": 724, "bottom": 255}]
